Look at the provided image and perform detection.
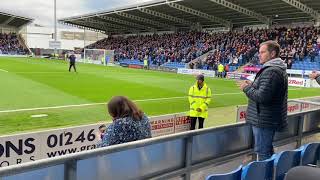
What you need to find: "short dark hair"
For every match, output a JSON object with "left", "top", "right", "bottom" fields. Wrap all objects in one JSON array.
[{"left": 260, "top": 40, "right": 281, "bottom": 57}]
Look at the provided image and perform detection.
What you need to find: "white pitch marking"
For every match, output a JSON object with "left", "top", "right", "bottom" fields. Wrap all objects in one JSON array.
[
  {"left": 0, "top": 68, "right": 8, "bottom": 72},
  {"left": 31, "top": 114, "right": 48, "bottom": 118},
  {"left": 0, "top": 90, "right": 304, "bottom": 113}
]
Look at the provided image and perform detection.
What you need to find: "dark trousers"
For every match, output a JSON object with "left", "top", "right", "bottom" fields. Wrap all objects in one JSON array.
[
  {"left": 69, "top": 63, "right": 76, "bottom": 72},
  {"left": 190, "top": 117, "right": 205, "bottom": 130}
]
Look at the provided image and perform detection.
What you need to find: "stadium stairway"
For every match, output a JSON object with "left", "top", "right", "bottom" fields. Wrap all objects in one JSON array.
[
  {"left": 188, "top": 49, "right": 216, "bottom": 66},
  {"left": 18, "top": 34, "right": 32, "bottom": 55}
]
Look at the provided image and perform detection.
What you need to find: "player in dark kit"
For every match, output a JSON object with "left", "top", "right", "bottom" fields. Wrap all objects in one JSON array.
[{"left": 68, "top": 52, "right": 77, "bottom": 72}]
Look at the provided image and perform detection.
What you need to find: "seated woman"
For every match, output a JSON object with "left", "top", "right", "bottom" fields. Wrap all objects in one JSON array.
[{"left": 98, "top": 96, "right": 152, "bottom": 147}]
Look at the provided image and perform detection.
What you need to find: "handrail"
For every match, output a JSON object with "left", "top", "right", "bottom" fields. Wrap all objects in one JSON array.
[{"left": 0, "top": 98, "right": 319, "bottom": 179}]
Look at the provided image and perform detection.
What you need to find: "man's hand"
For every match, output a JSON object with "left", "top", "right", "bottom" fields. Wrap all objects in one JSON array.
[
  {"left": 309, "top": 71, "right": 320, "bottom": 80},
  {"left": 237, "top": 80, "right": 252, "bottom": 91},
  {"left": 196, "top": 108, "right": 202, "bottom": 112}
]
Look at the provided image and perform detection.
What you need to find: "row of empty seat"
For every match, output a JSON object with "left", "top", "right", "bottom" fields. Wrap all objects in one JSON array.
[
  {"left": 119, "top": 59, "right": 144, "bottom": 65},
  {"left": 292, "top": 62, "right": 319, "bottom": 70},
  {"left": 206, "top": 143, "right": 320, "bottom": 180},
  {"left": 162, "top": 62, "right": 186, "bottom": 69}
]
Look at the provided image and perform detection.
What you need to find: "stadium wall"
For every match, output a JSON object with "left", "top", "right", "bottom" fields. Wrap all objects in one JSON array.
[
  {"left": 236, "top": 96, "right": 320, "bottom": 122},
  {"left": 0, "top": 98, "right": 319, "bottom": 180},
  {"left": 0, "top": 113, "right": 189, "bottom": 168},
  {"left": 1, "top": 95, "right": 320, "bottom": 168},
  {"left": 225, "top": 70, "right": 320, "bottom": 88},
  {"left": 26, "top": 26, "right": 106, "bottom": 50},
  {"left": 0, "top": 26, "right": 18, "bottom": 33}
]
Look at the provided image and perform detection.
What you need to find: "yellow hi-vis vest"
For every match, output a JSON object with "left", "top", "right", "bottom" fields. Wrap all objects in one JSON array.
[
  {"left": 188, "top": 83, "right": 212, "bottom": 119},
  {"left": 218, "top": 64, "right": 224, "bottom": 72},
  {"left": 101, "top": 57, "right": 105, "bottom": 64}
]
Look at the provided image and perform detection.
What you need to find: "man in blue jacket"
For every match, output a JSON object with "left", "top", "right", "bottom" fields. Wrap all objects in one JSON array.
[{"left": 68, "top": 52, "right": 77, "bottom": 72}]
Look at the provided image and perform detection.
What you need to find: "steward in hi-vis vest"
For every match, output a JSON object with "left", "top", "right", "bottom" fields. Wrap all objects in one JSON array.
[{"left": 188, "top": 74, "right": 212, "bottom": 130}]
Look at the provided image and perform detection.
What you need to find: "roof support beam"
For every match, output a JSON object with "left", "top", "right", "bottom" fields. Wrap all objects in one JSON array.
[
  {"left": 1, "top": 17, "right": 15, "bottom": 26},
  {"left": 138, "top": 8, "right": 196, "bottom": 27},
  {"left": 82, "top": 19, "right": 129, "bottom": 31},
  {"left": 167, "top": 2, "right": 232, "bottom": 28},
  {"left": 208, "top": 0, "right": 271, "bottom": 25},
  {"left": 116, "top": 12, "right": 174, "bottom": 29},
  {"left": 98, "top": 15, "right": 155, "bottom": 32},
  {"left": 76, "top": 21, "right": 128, "bottom": 34},
  {"left": 281, "top": 0, "right": 320, "bottom": 20}
]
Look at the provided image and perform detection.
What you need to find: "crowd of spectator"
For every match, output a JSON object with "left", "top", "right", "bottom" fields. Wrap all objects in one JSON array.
[
  {"left": 0, "top": 33, "right": 28, "bottom": 55},
  {"left": 197, "top": 26, "right": 320, "bottom": 70},
  {"left": 87, "top": 32, "right": 213, "bottom": 65},
  {"left": 86, "top": 26, "right": 320, "bottom": 69}
]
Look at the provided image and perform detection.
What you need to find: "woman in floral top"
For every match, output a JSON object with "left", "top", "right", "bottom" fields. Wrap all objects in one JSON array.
[{"left": 98, "top": 96, "right": 152, "bottom": 147}]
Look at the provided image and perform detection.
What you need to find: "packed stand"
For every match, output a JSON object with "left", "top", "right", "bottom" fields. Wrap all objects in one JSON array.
[
  {"left": 86, "top": 26, "right": 320, "bottom": 70},
  {"left": 87, "top": 32, "right": 218, "bottom": 66},
  {"left": 0, "top": 33, "right": 29, "bottom": 55},
  {"left": 201, "top": 26, "right": 319, "bottom": 70}
]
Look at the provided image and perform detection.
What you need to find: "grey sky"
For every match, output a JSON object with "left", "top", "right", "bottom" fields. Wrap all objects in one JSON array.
[{"left": 0, "top": 0, "right": 153, "bottom": 27}]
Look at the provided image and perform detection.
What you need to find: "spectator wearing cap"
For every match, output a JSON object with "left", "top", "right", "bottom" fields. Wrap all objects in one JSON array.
[{"left": 188, "top": 74, "right": 212, "bottom": 130}]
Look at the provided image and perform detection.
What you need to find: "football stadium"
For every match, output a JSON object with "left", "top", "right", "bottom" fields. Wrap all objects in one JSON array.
[{"left": 0, "top": 0, "right": 320, "bottom": 179}]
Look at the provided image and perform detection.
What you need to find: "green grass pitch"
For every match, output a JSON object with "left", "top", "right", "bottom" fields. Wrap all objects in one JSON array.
[{"left": 0, "top": 57, "right": 318, "bottom": 135}]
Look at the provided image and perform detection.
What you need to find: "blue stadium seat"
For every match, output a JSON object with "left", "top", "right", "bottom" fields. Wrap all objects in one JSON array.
[
  {"left": 162, "top": 62, "right": 186, "bottom": 69},
  {"left": 291, "top": 57, "right": 320, "bottom": 70},
  {"left": 206, "top": 165, "right": 242, "bottom": 180},
  {"left": 300, "top": 143, "right": 320, "bottom": 166},
  {"left": 273, "top": 150, "right": 301, "bottom": 180},
  {"left": 241, "top": 157, "right": 274, "bottom": 180}
]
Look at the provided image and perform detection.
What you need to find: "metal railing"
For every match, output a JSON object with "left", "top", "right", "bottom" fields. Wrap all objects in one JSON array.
[{"left": 0, "top": 99, "right": 320, "bottom": 180}]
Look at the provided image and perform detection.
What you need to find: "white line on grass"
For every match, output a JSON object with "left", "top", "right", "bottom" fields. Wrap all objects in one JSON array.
[
  {"left": 0, "top": 92, "right": 242, "bottom": 113},
  {"left": 14, "top": 72, "right": 67, "bottom": 73},
  {"left": 0, "top": 90, "right": 301, "bottom": 113},
  {"left": 0, "top": 68, "right": 8, "bottom": 72},
  {"left": 289, "top": 88, "right": 302, "bottom": 90}
]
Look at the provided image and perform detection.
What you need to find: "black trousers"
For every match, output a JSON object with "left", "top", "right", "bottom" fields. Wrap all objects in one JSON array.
[
  {"left": 190, "top": 117, "right": 205, "bottom": 130},
  {"left": 69, "top": 63, "right": 76, "bottom": 72}
]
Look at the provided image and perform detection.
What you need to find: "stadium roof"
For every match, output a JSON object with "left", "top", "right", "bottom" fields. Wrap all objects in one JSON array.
[
  {"left": 59, "top": 0, "right": 320, "bottom": 35},
  {"left": 0, "top": 11, "right": 33, "bottom": 29}
]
